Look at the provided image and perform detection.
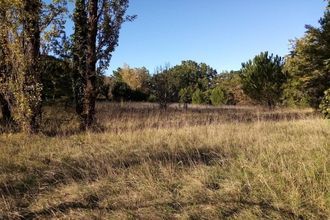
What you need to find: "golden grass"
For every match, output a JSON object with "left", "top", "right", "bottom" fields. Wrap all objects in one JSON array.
[{"left": 0, "top": 103, "right": 329, "bottom": 219}]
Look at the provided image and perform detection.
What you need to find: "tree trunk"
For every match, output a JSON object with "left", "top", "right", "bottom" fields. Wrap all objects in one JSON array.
[
  {"left": 0, "top": 94, "right": 11, "bottom": 121},
  {"left": 73, "top": 0, "right": 87, "bottom": 122},
  {"left": 0, "top": 10, "right": 12, "bottom": 122},
  {"left": 23, "top": 0, "right": 42, "bottom": 133},
  {"left": 184, "top": 102, "right": 188, "bottom": 111},
  {"left": 72, "top": 0, "right": 99, "bottom": 130},
  {"left": 81, "top": 0, "right": 98, "bottom": 129}
]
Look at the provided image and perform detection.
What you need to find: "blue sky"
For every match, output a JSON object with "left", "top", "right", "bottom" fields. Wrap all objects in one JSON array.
[{"left": 66, "top": 0, "right": 327, "bottom": 75}]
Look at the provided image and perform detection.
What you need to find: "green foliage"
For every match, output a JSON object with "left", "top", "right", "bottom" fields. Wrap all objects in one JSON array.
[
  {"left": 111, "top": 81, "right": 148, "bottom": 102},
  {"left": 213, "top": 71, "right": 252, "bottom": 105},
  {"left": 210, "top": 87, "right": 226, "bottom": 106},
  {"left": 159, "top": 61, "right": 217, "bottom": 103},
  {"left": 240, "top": 52, "right": 287, "bottom": 108},
  {"left": 284, "top": 3, "right": 330, "bottom": 108},
  {"left": 151, "top": 67, "right": 176, "bottom": 109},
  {"left": 0, "top": 0, "right": 68, "bottom": 132},
  {"left": 41, "top": 56, "right": 73, "bottom": 104},
  {"left": 0, "top": 0, "right": 44, "bottom": 133},
  {"left": 192, "top": 89, "right": 205, "bottom": 105},
  {"left": 98, "top": 76, "right": 112, "bottom": 100},
  {"left": 179, "top": 87, "right": 193, "bottom": 104},
  {"left": 320, "top": 89, "right": 330, "bottom": 119},
  {"left": 281, "top": 78, "right": 310, "bottom": 107}
]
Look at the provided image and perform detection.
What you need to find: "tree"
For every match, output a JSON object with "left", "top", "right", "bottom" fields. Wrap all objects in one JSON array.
[
  {"left": 0, "top": 0, "right": 67, "bottom": 132},
  {"left": 320, "top": 89, "right": 330, "bottom": 119},
  {"left": 284, "top": 1, "right": 330, "bottom": 108},
  {"left": 210, "top": 87, "right": 226, "bottom": 106},
  {"left": 213, "top": 71, "right": 252, "bottom": 105},
  {"left": 192, "top": 89, "right": 205, "bottom": 105},
  {"left": 240, "top": 52, "right": 287, "bottom": 108},
  {"left": 179, "top": 87, "right": 193, "bottom": 110},
  {"left": 167, "top": 61, "right": 217, "bottom": 102},
  {"left": 40, "top": 55, "right": 73, "bottom": 104},
  {"left": 151, "top": 66, "right": 176, "bottom": 109},
  {"left": 119, "top": 65, "right": 150, "bottom": 92},
  {"left": 0, "top": 0, "right": 43, "bottom": 132},
  {"left": 15, "top": 0, "right": 43, "bottom": 132},
  {"left": 72, "top": 0, "right": 135, "bottom": 129},
  {"left": 98, "top": 76, "right": 113, "bottom": 100},
  {"left": 110, "top": 65, "right": 150, "bottom": 102},
  {"left": 0, "top": 2, "right": 12, "bottom": 121}
]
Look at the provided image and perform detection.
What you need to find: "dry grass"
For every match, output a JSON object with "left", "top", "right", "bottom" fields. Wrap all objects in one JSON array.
[{"left": 0, "top": 102, "right": 329, "bottom": 219}]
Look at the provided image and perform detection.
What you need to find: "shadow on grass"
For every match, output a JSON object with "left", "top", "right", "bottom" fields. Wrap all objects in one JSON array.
[
  {"left": 14, "top": 197, "right": 308, "bottom": 220},
  {"left": 111, "top": 147, "right": 229, "bottom": 169},
  {"left": 0, "top": 146, "right": 228, "bottom": 201},
  {"left": 1, "top": 104, "right": 318, "bottom": 137}
]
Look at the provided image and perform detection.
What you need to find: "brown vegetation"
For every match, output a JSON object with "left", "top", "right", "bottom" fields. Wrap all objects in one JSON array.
[{"left": 0, "top": 102, "right": 329, "bottom": 219}]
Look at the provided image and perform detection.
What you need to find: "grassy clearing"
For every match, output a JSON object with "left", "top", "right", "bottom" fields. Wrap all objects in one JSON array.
[{"left": 0, "top": 103, "right": 329, "bottom": 219}]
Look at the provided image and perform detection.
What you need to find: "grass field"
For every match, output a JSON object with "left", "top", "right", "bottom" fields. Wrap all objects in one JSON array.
[{"left": 0, "top": 103, "right": 329, "bottom": 219}]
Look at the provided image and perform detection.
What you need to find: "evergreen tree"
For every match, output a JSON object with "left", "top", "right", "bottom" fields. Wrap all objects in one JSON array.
[
  {"left": 192, "top": 89, "right": 205, "bottom": 105},
  {"left": 210, "top": 87, "right": 226, "bottom": 106},
  {"left": 240, "top": 52, "right": 287, "bottom": 108}
]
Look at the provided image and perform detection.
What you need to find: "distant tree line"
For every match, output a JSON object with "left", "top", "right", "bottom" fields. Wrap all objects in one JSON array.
[
  {"left": 98, "top": 62, "right": 251, "bottom": 108},
  {"left": 0, "top": 0, "right": 329, "bottom": 134}
]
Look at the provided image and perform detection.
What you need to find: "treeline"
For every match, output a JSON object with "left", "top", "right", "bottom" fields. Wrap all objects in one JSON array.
[
  {"left": 98, "top": 62, "right": 250, "bottom": 108},
  {"left": 0, "top": 1, "right": 329, "bottom": 134}
]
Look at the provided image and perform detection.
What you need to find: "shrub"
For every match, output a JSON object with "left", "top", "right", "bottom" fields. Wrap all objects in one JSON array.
[{"left": 320, "top": 89, "right": 330, "bottom": 119}]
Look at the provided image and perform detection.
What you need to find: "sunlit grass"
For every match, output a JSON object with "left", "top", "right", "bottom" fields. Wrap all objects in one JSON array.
[{"left": 0, "top": 103, "right": 329, "bottom": 219}]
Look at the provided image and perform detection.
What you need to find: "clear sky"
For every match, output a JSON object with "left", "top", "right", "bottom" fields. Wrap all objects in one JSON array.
[{"left": 66, "top": 0, "right": 327, "bottom": 75}]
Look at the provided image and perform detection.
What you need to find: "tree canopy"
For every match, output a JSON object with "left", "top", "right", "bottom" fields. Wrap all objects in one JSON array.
[{"left": 240, "top": 52, "right": 287, "bottom": 108}]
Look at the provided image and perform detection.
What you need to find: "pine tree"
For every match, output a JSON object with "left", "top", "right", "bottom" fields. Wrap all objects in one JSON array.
[{"left": 240, "top": 52, "right": 287, "bottom": 109}]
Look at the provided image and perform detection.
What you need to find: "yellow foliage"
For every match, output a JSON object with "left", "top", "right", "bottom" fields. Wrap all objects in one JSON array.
[{"left": 120, "top": 64, "right": 149, "bottom": 91}]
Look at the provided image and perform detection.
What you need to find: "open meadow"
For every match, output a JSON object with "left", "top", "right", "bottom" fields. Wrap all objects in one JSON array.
[
  {"left": 0, "top": 103, "right": 329, "bottom": 219},
  {"left": 1, "top": 0, "right": 330, "bottom": 219}
]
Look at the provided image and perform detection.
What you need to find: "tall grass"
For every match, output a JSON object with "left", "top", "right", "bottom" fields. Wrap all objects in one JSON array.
[{"left": 0, "top": 103, "right": 329, "bottom": 219}]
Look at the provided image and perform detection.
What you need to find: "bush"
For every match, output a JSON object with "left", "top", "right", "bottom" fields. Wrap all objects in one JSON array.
[
  {"left": 210, "top": 87, "right": 226, "bottom": 106},
  {"left": 320, "top": 89, "right": 330, "bottom": 119}
]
